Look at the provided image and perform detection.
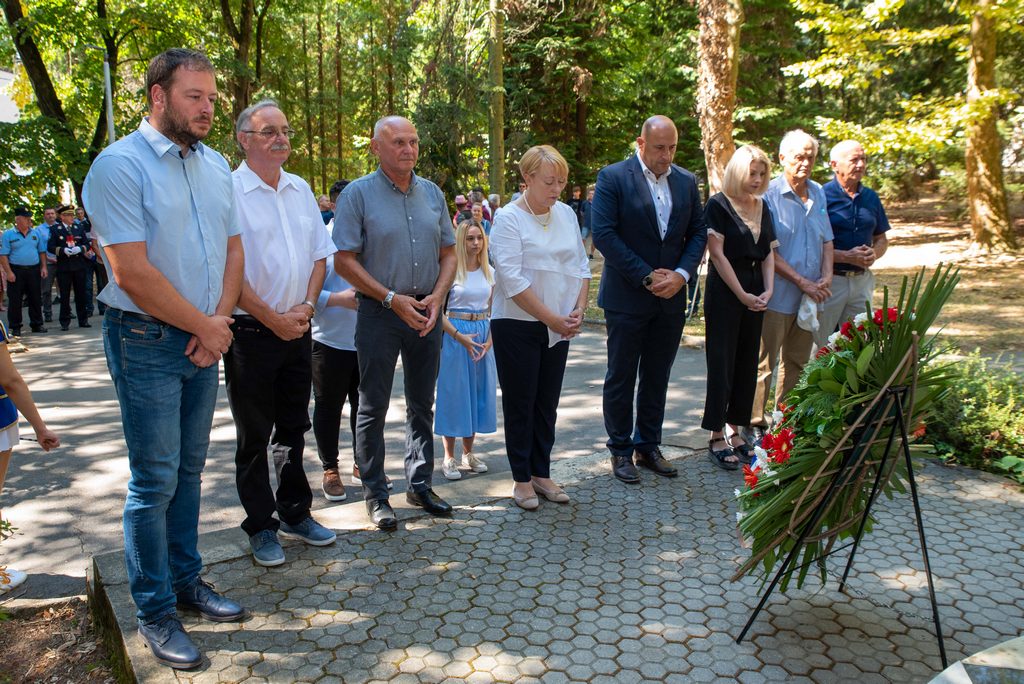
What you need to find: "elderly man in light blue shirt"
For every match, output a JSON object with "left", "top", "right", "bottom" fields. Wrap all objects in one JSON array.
[
  {"left": 747, "top": 130, "right": 834, "bottom": 442},
  {"left": 82, "top": 48, "right": 245, "bottom": 670}
]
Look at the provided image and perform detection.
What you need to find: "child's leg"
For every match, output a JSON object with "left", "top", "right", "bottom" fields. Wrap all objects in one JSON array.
[{"left": 0, "top": 448, "right": 11, "bottom": 495}]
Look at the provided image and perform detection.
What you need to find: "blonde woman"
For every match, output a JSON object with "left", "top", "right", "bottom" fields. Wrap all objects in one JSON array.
[
  {"left": 702, "top": 145, "right": 777, "bottom": 469},
  {"left": 435, "top": 221, "right": 497, "bottom": 479},
  {"left": 489, "top": 145, "right": 591, "bottom": 510},
  {"left": 0, "top": 320, "right": 60, "bottom": 593}
]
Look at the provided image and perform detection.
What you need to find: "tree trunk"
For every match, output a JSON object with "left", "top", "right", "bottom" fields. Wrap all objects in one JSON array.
[
  {"left": 317, "top": 8, "right": 326, "bottom": 193},
  {"left": 487, "top": 0, "right": 505, "bottom": 199},
  {"left": 335, "top": 17, "right": 344, "bottom": 182},
  {"left": 965, "top": 0, "right": 1016, "bottom": 251},
  {"left": 696, "top": 0, "right": 743, "bottom": 195},
  {"left": 301, "top": 19, "right": 315, "bottom": 176}
]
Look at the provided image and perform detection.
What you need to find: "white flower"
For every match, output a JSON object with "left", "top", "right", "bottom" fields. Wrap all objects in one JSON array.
[
  {"left": 771, "top": 410, "right": 784, "bottom": 425},
  {"left": 736, "top": 511, "right": 745, "bottom": 523},
  {"left": 854, "top": 312, "right": 868, "bottom": 326},
  {"left": 754, "top": 446, "right": 768, "bottom": 461},
  {"left": 909, "top": 312, "right": 917, "bottom": 321},
  {"left": 734, "top": 488, "right": 742, "bottom": 499},
  {"left": 761, "top": 466, "right": 776, "bottom": 479},
  {"left": 827, "top": 331, "right": 842, "bottom": 346}
]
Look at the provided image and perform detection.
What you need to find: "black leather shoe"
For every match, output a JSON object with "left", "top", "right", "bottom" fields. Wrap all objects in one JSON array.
[
  {"left": 60, "top": 324, "right": 69, "bottom": 331},
  {"left": 30, "top": 326, "right": 47, "bottom": 333},
  {"left": 635, "top": 447, "right": 678, "bottom": 478},
  {"left": 176, "top": 578, "right": 246, "bottom": 622},
  {"left": 9, "top": 328, "right": 21, "bottom": 336},
  {"left": 367, "top": 499, "right": 397, "bottom": 530},
  {"left": 406, "top": 488, "right": 453, "bottom": 516},
  {"left": 611, "top": 455, "right": 640, "bottom": 483},
  {"left": 137, "top": 615, "right": 202, "bottom": 670},
  {"left": 44, "top": 314, "right": 52, "bottom": 323},
  {"left": 79, "top": 322, "right": 92, "bottom": 328}
]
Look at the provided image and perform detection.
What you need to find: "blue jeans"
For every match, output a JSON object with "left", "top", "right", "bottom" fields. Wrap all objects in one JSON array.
[{"left": 103, "top": 309, "right": 220, "bottom": 621}]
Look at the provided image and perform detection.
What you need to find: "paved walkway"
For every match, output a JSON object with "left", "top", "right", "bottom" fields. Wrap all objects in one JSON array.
[{"left": 91, "top": 445, "right": 1024, "bottom": 683}]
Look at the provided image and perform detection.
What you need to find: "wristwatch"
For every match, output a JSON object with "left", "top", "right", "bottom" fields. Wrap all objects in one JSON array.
[
  {"left": 382, "top": 290, "right": 396, "bottom": 309},
  {"left": 301, "top": 300, "right": 315, "bottom": 320},
  {"left": 642, "top": 272, "right": 655, "bottom": 287}
]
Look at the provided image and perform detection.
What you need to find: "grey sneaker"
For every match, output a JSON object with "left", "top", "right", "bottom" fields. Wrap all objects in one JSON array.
[
  {"left": 249, "top": 529, "right": 285, "bottom": 567},
  {"left": 279, "top": 516, "right": 336, "bottom": 546}
]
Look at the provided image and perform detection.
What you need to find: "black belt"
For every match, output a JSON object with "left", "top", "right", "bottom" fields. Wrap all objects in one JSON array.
[
  {"left": 10, "top": 263, "right": 39, "bottom": 269},
  {"left": 834, "top": 270, "right": 867, "bottom": 278},
  {"left": 108, "top": 307, "right": 168, "bottom": 326}
]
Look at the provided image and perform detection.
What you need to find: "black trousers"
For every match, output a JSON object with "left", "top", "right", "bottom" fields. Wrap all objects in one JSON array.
[
  {"left": 603, "top": 307, "right": 686, "bottom": 458},
  {"left": 224, "top": 319, "right": 313, "bottom": 537},
  {"left": 56, "top": 268, "right": 88, "bottom": 327},
  {"left": 311, "top": 341, "right": 360, "bottom": 471},
  {"left": 85, "top": 260, "right": 108, "bottom": 314},
  {"left": 491, "top": 319, "right": 569, "bottom": 482},
  {"left": 7, "top": 265, "right": 43, "bottom": 330},
  {"left": 701, "top": 269, "right": 765, "bottom": 431}
]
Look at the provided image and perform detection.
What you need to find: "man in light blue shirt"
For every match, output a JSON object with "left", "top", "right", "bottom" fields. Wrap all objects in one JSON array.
[
  {"left": 747, "top": 130, "right": 834, "bottom": 442},
  {"left": 82, "top": 48, "right": 245, "bottom": 670},
  {"left": 34, "top": 207, "right": 58, "bottom": 322}
]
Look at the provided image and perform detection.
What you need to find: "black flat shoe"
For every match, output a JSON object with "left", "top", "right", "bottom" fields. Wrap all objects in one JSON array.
[
  {"left": 366, "top": 499, "right": 397, "bottom": 530},
  {"left": 176, "top": 578, "right": 247, "bottom": 622},
  {"left": 728, "top": 435, "right": 755, "bottom": 463},
  {"left": 611, "top": 455, "right": 640, "bottom": 483},
  {"left": 708, "top": 438, "right": 740, "bottom": 471},
  {"left": 406, "top": 488, "right": 453, "bottom": 517},
  {"left": 635, "top": 447, "right": 678, "bottom": 478},
  {"left": 137, "top": 615, "right": 202, "bottom": 670}
]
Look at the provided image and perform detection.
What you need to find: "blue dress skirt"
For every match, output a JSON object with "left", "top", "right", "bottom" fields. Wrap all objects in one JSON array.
[{"left": 434, "top": 310, "right": 497, "bottom": 438}]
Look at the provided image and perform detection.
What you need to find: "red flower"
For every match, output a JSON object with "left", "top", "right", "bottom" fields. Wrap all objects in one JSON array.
[
  {"left": 873, "top": 307, "right": 900, "bottom": 326},
  {"left": 761, "top": 432, "right": 775, "bottom": 451},
  {"left": 743, "top": 464, "right": 759, "bottom": 489},
  {"left": 912, "top": 423, "right": 927, "bottom": 439},
  {"left": 774, "top": 449, "right": 792, "bottom": 465},
  {"left": 815, "top": 346, "right": 831, "bottom": 359},
  {"left": 840, "top": 321, "right": 855, "bottom": 339}
]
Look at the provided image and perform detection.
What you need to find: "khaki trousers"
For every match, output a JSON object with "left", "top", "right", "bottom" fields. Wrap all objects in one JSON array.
[
  {"left": 750, "top": 310, "right": 813, "bottom": 428},
  {"left": 813, "top": 270, "right": 875, "bottom": 349}
]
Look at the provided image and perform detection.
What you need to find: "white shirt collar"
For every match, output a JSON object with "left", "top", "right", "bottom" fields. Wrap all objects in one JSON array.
[
  {"left": 636, "top": 150, "right": 672, "bottom": 182},
  {"left": 139, "top": 117, "right": 205, "bottom": 159},
  {"left": 235, "top": 159, "right": 296, "bottom": 194}
]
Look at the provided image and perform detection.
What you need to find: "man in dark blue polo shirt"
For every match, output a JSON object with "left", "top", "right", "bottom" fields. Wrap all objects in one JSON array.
[
  {"left": 0, "top": 206, "right": 48, "bottom": 335},
  {"left": 815, "top": 140, "right": 890, "bottom": 347}
]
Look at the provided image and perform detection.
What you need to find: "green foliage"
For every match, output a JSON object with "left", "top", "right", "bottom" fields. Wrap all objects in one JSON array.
[
  {"left": 929, "top": 351, "right": 1024, "bottom": 480},
  {"left": 0, "top": 117, "right": 86, "bottom": 219}
]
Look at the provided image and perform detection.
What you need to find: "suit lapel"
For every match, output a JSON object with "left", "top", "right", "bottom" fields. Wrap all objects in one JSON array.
[{"left": 628, "top": 156, "right": 661, "bottom": 239}]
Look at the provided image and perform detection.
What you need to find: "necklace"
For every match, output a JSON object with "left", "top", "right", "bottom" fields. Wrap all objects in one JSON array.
[{"left": 522, "top": 189, "right": 551, "bottom": 230}]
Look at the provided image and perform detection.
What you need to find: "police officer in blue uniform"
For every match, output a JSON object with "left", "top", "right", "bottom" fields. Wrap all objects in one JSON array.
[{"left": 0, "top": 206, "right": 48, "bottom": 336}]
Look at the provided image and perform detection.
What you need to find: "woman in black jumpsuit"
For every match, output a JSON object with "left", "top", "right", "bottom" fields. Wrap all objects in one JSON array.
[{"left": 701, "top": 146, "right": 776, "bottom": 470}]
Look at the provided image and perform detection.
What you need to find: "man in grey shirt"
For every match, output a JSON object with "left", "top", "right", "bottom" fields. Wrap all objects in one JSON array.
[{"left": 333, "top": 115, "right": 456, "bottom": 530}]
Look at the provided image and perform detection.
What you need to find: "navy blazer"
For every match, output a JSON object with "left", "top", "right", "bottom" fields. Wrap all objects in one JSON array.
[{"left": 591, "top": 155, "right": 708, "bottom": 315}]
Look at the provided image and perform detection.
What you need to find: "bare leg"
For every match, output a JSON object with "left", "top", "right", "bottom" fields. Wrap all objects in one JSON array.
[
  {"left": 442, "top": 436, "right": 456, "bottom": 461},
  {"left": 461, "top": 436, "right": 475, "bottom": 456}
]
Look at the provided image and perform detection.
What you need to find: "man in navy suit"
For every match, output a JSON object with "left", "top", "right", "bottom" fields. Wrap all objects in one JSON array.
[{"left": 592, "top": 115, "right": 708, "bottom": 483}]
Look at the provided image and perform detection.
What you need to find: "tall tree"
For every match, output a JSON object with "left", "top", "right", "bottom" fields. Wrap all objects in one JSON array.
[
  {"left": 965, "top": 0, "right": 1015, "bottom": 250},
  {"left": 220, "top": 0, "right": 274, "bottom": 121},
  {"left": 487, "top": 0, "right": 505, "bottom": 199},
  {"left": 696, "top": 0, "right": 743, "bottom": 194}
]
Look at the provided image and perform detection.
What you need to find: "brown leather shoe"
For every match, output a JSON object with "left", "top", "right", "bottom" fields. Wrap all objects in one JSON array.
[
  {"left": 322, "top": 468, "right": 346, "bottom": 502},
  {"left": 635, "top": 447, "right": 678, "bottom": 478}
]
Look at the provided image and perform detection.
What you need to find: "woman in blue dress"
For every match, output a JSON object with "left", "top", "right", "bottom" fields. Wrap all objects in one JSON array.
[
  {"left": 0, "top": 321, "right": 60, "bottom": 593},
  {"left": 435, "top": 221, "right": 498, "bottom": 480}
]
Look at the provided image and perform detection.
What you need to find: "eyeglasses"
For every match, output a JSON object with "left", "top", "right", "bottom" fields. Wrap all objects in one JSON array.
[{"left": 242, "top": 128, "right": 296, "bottom": 140}]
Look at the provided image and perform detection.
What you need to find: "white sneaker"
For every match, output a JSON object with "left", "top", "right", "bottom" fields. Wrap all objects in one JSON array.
[
  {"left": 464, "top": 452, "right": 488, "bottom": 473},
  {"left": 0, "top": 567, "right": 27, "bottom": 594},
  {"left": 442, "top": 458, "right": 462, "bottom": 480}
]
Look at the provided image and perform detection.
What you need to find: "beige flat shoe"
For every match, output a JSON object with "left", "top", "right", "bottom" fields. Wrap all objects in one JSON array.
[
  {"left": 512, "top": 487, "right": 540, "bottom": 510},
  {"left": 531, "top": 480, "right": 570, "bottom": 503}
]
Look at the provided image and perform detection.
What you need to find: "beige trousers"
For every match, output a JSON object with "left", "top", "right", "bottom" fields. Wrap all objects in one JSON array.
[{"left": 750, "top": 310, "right": 814, "bottom": 427}]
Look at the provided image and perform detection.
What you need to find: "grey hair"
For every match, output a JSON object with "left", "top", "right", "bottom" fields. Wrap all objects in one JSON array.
[
  {"left": 829, "top": 139, "right": 864, "bottom": 163},
  {"left": 235, "top": 98, "right": 282, "bottom": 138},
  {"left": 778, "top": 129, "right": 819, "bottom": 159},
  {"left": 373, "top": 115, "right": 413, "bottom": 139},
  {"left": 488, "top": 193, "right": 499, "bottom": 206}
]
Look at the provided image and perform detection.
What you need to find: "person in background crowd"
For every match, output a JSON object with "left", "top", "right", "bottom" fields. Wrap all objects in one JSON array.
[
  {"left": 567, "top": 184, "right": 585, "bottom": 229},
  {"left": 0, "top": 318, "right": 61, "bottom": 594},
  {"left": 488, "top": 193, "right": 501, "bottom": 214},
  {"left": 83, "top": 47, "right": 247, "bottom": 670},
  {"left": 34, "top": 207, "right": 58, "bottom": 324},
  {"left": 580, "top": 185, "right": 595, "bottom": 259},
  {"left": 334, "top": 115, "right": 456, "bottom": 530},
  {"left": 318, "top": 195, "right": 335, "bottom": 225},
  {"left": 311, "top": 179, "right": 393, "bottom": 500},
  {"left": 47, "top": 205, "right": 91, "bottom": 331},
  {"left": 0, "top": 207, "right": 48, "bottom": 336},
  {"left": 470, "top": 204, "right": 492, "bottom": 236},
  {"left": 435, "top": 221, "right": 497, "bottom": 481},
  {"left": 470, "top": 188, "right": 490, "bottom": 221},
  {"left": 226, "top": 99, "right": 337, "bottom": 567},
  {"left": 75, "top": 207, "right": 97, "bottom": 317},
  {"left": 489, "top": 144, "right": 590, "bottom": 510},
  {"left": 591, "top": 115, "right": 707, "bottom": 485},
  {"left": 747, "top": 130, "right": 833, "bottom": 446},
  {"left": 701, "top": 145, "right": 776, "bottom": 470},
  {"left": 816, "top": 140, "right": 890, "bottom": 348},
  {"left": 453, "top": 194, "right": 469, "bottom": 228},
  {"left": 510, "top": 181, "right": 526, "bottom": 202}
]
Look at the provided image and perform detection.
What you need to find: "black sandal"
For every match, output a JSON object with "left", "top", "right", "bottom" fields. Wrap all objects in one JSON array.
[
  {"left": 707, "top": 438, "right": 739, "bottom": 471},
  {"left": 728, "top": 434, "right": 755, "bottom": 463}
]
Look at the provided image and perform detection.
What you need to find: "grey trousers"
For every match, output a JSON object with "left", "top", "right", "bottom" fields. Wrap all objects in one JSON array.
[{"left": 353, "top": 299, "right": 443, "bottom": 502}]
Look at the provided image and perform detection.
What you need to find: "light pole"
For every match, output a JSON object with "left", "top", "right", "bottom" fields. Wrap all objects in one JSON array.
[{"left": 86, "top": 45, "right": 115, "bottom": 145}]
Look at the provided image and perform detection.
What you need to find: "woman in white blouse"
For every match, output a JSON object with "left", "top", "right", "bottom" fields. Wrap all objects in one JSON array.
[{"left": 489, "top": 145, "right": 591, "bottom": 510}]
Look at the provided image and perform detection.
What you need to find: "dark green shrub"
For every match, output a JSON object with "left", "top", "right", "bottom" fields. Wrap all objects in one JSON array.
[{"left": 928, "top": 352, "right": 1024, "bottom": 482}]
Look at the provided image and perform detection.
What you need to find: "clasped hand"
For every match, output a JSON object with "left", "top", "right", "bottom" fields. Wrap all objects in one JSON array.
[
  {"left": 744, "top": 291, "right": 771, "bottom": 312},
  {"left": 645, "top": 269, "right": 686, "bottom": 299},
  {"left": 549, "top": 307, "right": 584, "bottom": 340},
  {"left": 185, "top": 314, "right": 236, "bottom": 368},
  {"left": 456, "top": 332, "right": 491, "bottom": 361},
  {"left": 394, "top": 293, "right": 442, "bottom": 337}
]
